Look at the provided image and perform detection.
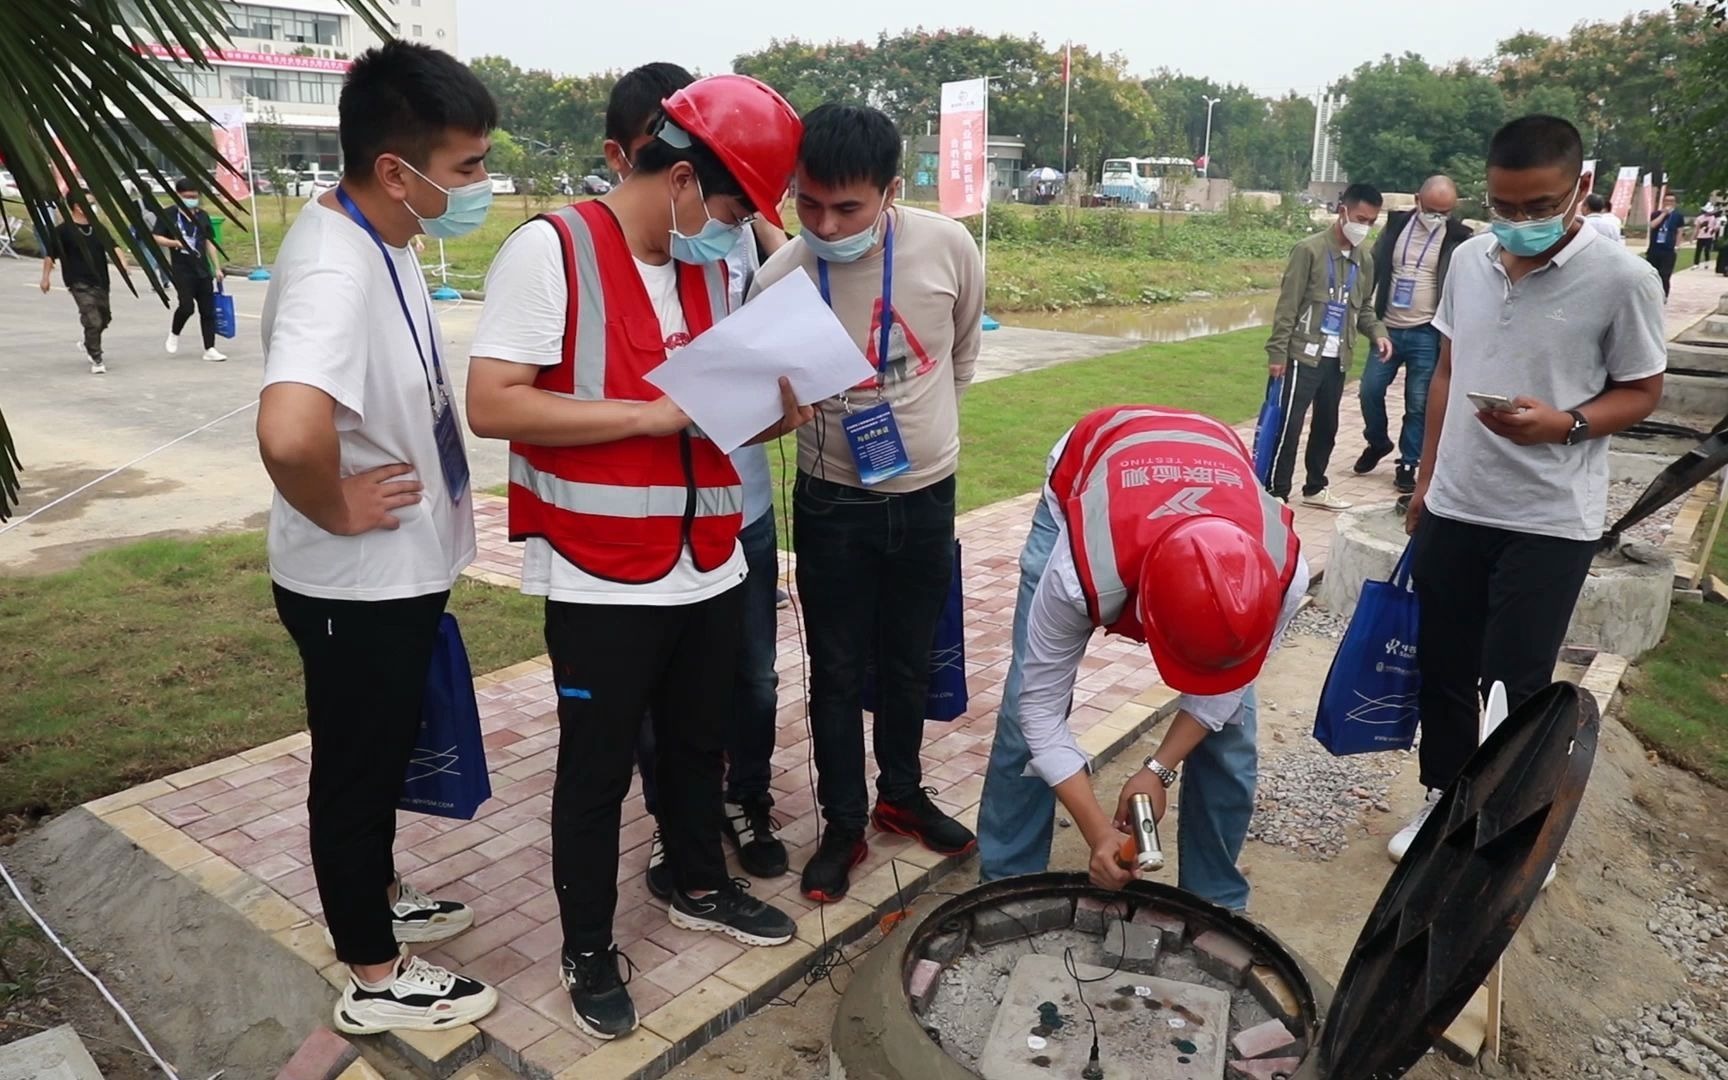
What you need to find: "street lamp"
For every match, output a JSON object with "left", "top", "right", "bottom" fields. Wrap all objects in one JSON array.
[{"left": 1200, "top": 95, "right": 1221, "bottom": 178}]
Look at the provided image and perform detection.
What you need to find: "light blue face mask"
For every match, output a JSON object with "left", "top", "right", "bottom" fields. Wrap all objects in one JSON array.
[
  {"left": 803, "top": 192, "right": 890, "bottom": 264},
  {"left": 669, "top": 176, "right": 743, "bottom": 265},
  {"left": 400, "top": 158, "right": 493, "bottom": 240},
  {"left": 1491, "top": 183, "right": 1579, "bottom": 257}
]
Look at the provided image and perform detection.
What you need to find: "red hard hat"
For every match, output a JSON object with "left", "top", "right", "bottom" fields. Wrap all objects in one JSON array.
[
  {"left": 661, "top": 74, "right": 801, "bottom": 229},
  {"left": 1137, "top": 516, "right": 1282, "bottom": 696}
]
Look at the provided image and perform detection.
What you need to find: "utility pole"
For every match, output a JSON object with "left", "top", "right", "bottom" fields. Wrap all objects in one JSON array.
[{"left": 1200, "top": 95, "right": 1221, "bottom": 178}]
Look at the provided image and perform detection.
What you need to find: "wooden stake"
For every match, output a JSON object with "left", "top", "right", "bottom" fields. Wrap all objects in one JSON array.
[
  {"left": 1688, "top": 477, "right": 1728, "bottom": 591},
  {"left": 1483, "top": 961, "right": 1504, "bottom": 1062}
]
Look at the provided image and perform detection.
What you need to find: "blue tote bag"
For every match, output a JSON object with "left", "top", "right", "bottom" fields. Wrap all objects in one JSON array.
[
  {"left": 1252, "top": 375, "right": 1285, "bottom": 486},
  {"left": 212, "top": 281, "right": 237, "bottom": 339},
  {"left": 399, "top": 614, "right": 493, "bottom": 819},
  {"left": 1313, "top": 543, "right": 1421, "bottom": 756},
  {"left": 863, "top": 539, "right": 969, "bottom": 722}
]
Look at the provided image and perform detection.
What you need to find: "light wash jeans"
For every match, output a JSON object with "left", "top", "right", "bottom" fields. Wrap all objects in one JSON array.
[
  {"left": 975, "top": 499, "right": 1261, "bottom": 910},
  {"left": 1359, "top": 323, "right": 1440, "bottom": 470}
]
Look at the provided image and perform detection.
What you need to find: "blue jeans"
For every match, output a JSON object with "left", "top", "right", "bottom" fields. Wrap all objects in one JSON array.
[
  {"left": 976, "top": 500, "right": 1261, "bottom": 910},
  {"left": 638, "top": 510, "right": 781, "bottom": 811},
  {"left": 1359, "top": 323, "right": 1440, "bottom": 469}
]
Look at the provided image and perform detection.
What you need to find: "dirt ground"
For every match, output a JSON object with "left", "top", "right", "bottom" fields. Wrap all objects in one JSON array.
[{"left": 660, "top": 631, "right": 1728, "bottom": 1080}]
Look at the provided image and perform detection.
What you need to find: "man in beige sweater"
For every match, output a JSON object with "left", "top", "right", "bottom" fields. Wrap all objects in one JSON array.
[{"left": 752, "top": 103, "right": 984, "bottom": 903}]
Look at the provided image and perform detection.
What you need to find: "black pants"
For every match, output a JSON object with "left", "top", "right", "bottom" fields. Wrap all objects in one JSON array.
[
  {"left": 1647, "top": 248, "right": 1677, "bottom": 300},
  {"left": 1267, "top": 357, "right": 1345, "bottom": 500},
  {"left": 794, "top": 473, "right": 956, "bottom": 831},
  {"left": 1717, "top": 241, "right": 1728, "bottom": 275},
  {"left": 273, "top": 584, "right": 448, "bottom": 966},
  {"left": 546, "top": 588, "right": 741, "bottom": 954},
  {"left": 170, "top": 264, "right": 216, "bottom": 348},
  {"left": 1698, "top": 239, "right": 1715, "bottom": 268},
  {"left": 69, "top": 284, "right": 112, "bottom": 362},
  {"left": 1410, "top": 513, "right": 1596, "bottom": 791}
]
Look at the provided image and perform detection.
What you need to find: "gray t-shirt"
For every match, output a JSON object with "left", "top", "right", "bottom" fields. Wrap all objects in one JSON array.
[{"left": 1428, "top": 225, "right": 1667, "bottom": 541}]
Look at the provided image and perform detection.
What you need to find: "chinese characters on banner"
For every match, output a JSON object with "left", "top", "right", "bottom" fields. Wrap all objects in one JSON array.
[
  {"left": 208, "top": 105, "right": 252, "bottom": 202},
  {"left": 938, "top": 78, "right": 986, "bottom": 219},
  {"left": 1609, "top": 165, "right": 1640, "bottom": 223}
]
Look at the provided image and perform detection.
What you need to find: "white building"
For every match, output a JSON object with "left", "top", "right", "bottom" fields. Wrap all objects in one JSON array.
[
  {"left": 125, "top": 0, "right": 459, "bottom": 170},
  {"left": 1310, "top": 93, "right": 1347, "bottom": 191}
]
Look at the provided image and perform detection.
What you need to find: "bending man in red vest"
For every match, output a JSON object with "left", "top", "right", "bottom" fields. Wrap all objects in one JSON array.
[
  {"left": 976, "top": 406, "right": 1310, "bottom": 911},
  {"left": 465, "top": 75, "right": 811, "bottom": 1042}
]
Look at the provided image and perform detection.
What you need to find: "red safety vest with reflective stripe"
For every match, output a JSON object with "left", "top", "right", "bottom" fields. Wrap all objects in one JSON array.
[
  {"left": 507, "top": 201, "right": 743, "bottom": 584},
  {"left": 1050, "top": 405, "right": 1300, "bottom": 640}
]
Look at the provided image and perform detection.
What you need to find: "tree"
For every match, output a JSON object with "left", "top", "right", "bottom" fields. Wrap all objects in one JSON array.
[
  {"left": 1659, "top": 1, "right": 1728, "bottom": 195},
  {"left": 246, "top": 105, "right": 297, "bottom": 225},
  {"left": 0, "top": 0, "right": 390, "bottom": 520},
  {"left": 1330, "top": 54, "right": 1507, "bottom": 192}
]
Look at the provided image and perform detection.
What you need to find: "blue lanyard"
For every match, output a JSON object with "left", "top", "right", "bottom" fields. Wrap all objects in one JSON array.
[
  {"left": 175, "top": 210, "right": 201, "bottom": 252},
  {"left": 1326, "top": 250, "right": 1358, "bottom": 303},
  {"left": 335, "top": 186, "right": 446, "bottom": 413},
  {"left": 817, "top": 217, "right": 894, "bottom": 374},
  {"left": 1399, "top": 215, "right": 1442, "bottom": 272}
]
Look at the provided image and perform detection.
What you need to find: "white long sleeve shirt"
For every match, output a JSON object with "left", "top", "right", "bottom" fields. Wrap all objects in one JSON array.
[{"left": 1019, "top": 434, "right": 1310, "bottom": 787}]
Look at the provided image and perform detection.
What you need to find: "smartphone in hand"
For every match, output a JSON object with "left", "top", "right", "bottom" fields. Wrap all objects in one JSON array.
[{"left": 1467, "top": 391, "right": 1520, "bottom": 414}]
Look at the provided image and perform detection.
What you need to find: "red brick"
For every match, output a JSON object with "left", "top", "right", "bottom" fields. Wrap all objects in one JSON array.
[
  {"left": 499, "top": 958, "right": 562, "bottom": 1003},
  {"left": 413, "top": 848, "right": 491, "bottom": 892},
  {"left": 520, "top": 1027, "right": 601, "bottom": 1073},
  {"left": 443, "top": 910, "right": 539, "bottom": 966},
  {"left": 509, "top": 918, "right": 565, "bottom": 963},
  {"left": 416, "top": 821, "right": 498, "bottom": 863},
  {"left": 274, "top": 1026, "right": 356, "bottom": 1080},
  {"left": 1232, "top": 1018, "right": 1297, "bottom": 1060},
  {"left": 467, "top": 846, "right": 550, "bottom": 893},
  {"left": 464, "top": 945, "right": 535, "bottom": 987},
  {"left": 1193, "top": 928, "right": 1253, "bottom": 986},
  {"left": 908, "top": 958, "right": 942, "bottom": 1013}
]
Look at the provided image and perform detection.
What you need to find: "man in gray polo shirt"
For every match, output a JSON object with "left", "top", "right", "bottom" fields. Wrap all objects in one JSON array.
[{"left": 1394, "top": 115, "right": 1665, "bottom": 862}]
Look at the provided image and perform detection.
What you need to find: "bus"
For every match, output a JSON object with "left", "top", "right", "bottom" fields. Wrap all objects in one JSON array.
[{"left": 1094, "top": 157, "right": 1197, "bottom": 209}]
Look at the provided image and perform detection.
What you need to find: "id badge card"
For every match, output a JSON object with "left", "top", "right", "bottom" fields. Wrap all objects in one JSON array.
[
  {"left": 432, "top": 399, "right": 471, "bottom": 502},
  {"left": 1390, "top": 276, "right": 1416, "bottom": 309},
  {"left": 841, "top": 401, "right": 912, "bottom": 487},
  {"left": 1321, "top": 299, "right": 1348, "bottom": 336}
]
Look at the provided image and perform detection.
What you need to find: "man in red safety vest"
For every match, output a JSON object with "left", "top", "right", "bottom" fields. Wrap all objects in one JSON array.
[
  {"left": 976, "top": 405, "right": 1311, "bottom": 911},
  {"left": 465, "top": 75, "right": 811, "bottom": 1041}
]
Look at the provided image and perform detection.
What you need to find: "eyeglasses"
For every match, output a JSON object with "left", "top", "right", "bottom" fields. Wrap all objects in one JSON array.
[{"left": 1487, "top": 191, "right": 1578, "bottom": 223}]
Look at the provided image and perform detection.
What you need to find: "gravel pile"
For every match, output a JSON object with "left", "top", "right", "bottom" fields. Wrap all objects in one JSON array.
[
  {"left": 1605, "top": 478, "right": 1687, "bottom": 547},
  {"left": 1246, "top": 702, "right": 1404, "bottom": 860},
  {"left": 1288, "top": 603, "right": 1349, "bottom": 641},
  {"left": 1646, "top": 884, "right": 1728, "bottom": 990},
  {"left": 1577, "top": 998, "right": 1728, "bottom": 1079}
]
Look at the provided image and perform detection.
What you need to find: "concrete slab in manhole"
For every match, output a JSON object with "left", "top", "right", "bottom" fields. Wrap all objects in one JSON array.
[{"left": 977, "top": 954, "right": 1229, "bottom": 1080}]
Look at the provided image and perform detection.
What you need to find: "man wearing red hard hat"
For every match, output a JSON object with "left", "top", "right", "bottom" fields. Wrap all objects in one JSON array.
[
  {"left": 465, "top": 74, "right": 810, "bottom": 1041},
  {"left": 976, "top": 405, "right": 1310, "bottom": 911}
]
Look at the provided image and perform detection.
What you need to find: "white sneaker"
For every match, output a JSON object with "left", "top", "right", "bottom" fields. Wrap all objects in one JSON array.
[
  {"left": 1388, "top": 789, "right": 1442, "bottom": 863},
  {"left": 391, "top": 879, "right": 475, "bottom": 943},
  {"left": 203, "top": 347, "right": 227, "bottom": 362},
  {"left": 1302, "top": 488, "right": 1353, "bottom": 511},
  {"left": 164, "top": 332, "right": 179, "bottom": 354},
  {"left": 90, "top": 359, "right": 106, "bottom": 375},
  {"left": 333, "top": 955, "right": 497, "bottom": 1035}
]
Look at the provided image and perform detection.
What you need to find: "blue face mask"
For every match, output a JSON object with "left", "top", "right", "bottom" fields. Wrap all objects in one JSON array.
[
  {"left": 669, "top": 176, "right": 743, "bottom": 265},
  {"left": 400, "top": 159, "right": 493, "bottom": 240},
  {"left": 803, "top": 192, "right": 890, "bottom": 264},
  {"left": 1491, "top": 184, "right": 1579, "bottom": 257}
]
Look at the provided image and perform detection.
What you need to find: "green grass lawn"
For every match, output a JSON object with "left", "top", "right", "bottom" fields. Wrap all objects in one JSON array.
[
  {"left": 0, "top": 533, "right": 545, "bottom": 822},
  {"left": 1622, "top": 521, "right": 1728, "bottom": 788}
]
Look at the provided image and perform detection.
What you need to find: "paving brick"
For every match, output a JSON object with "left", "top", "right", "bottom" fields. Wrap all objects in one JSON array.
[
  {"left": 1074, "top": 895, "right": 1128, "bottom": 935},
  {"left": 386, "top": 1024, "right": 484, "bottom": 1077},
  {"left": 1248, "top": 964, "right": 1303, "bottom": 1025},
  {"left": 1102, "top": 919, "right": 1162, "bottom": 975},
  {"left": 443, "top": 910, "right": 538, "bottom": 966},
  {"left": 1131, "top": 906, "right": 1189, "bottom": 950},
  {"left": 463, "top": 945, "right": 534, "bottom": 987},
  {"left": 475, "top": 996, "right": 559, "bottom": 1056},
  {"left": 638, "top": 975, "right": 749, "bottom": 1060},
  {"left": 972, "top": 896, "right": 1073, "bottom": 945},
  {"left": 1228, "top": 1057, "right": 1303, "bottom": 1080},
  {"left": 908, "top": 958, "right": 943, "bottom": 1014},
  {"left": 507, "top": 918, "right": 564, "bottom": 963},
  {"left": 1192, "top": 928, "right": 1253, "bottom": 986},
  {"left": 274, "top": 1026, "right": 357, "bottom": 1080},
  {"left": 331, "top": 1060, "right": 386, "bottom": 1080},
  {"left": 1232, "top": 1017, "right": 1297, "bottom": 1059}
]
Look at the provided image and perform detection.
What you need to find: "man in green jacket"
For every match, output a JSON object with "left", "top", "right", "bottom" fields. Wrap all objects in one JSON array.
[{"left": 1262, "top": 182, "right": 1392, "bottom": 509}]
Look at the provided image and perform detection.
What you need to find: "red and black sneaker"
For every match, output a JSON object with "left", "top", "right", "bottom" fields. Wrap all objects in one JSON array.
[
  {"left": 871, "top": 787, "right": 977, "bottom": 856},
  {"left": 800, "top": 825, "right": 868, "bottom": 903}
]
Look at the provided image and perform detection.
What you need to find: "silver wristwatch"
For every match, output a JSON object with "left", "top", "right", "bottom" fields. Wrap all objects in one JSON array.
[{"left": 1142, "top": 757, "right": 1179, "bottom": 787}]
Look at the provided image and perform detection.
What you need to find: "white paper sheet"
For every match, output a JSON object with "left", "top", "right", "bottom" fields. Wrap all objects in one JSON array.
[{"left": 645, "top": 272, "right": 875, "bottom": 454}]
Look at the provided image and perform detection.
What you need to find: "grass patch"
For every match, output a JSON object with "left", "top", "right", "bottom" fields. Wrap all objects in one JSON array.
[
  {"left": 1622, "top": 519, "right": 1728, "bottom": 788},
  {"left": 0, "top": 532, "right": 544, "bottom": 820}
]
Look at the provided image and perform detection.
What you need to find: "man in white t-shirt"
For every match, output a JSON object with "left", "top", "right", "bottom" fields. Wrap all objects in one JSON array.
[
  {"left": 255, "top": 42, "right": 499, "bottom": 1035},
  {"left": 1582, "top": 193, "right": 1624, "bottom": 241},
  {"left": 464, "top": 75, "right": 810, "bottom": 1043}
]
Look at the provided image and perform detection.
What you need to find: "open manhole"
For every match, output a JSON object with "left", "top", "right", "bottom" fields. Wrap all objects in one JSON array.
[{"left": 832, "top": 682, "right": 1599, "bottom": 1080}]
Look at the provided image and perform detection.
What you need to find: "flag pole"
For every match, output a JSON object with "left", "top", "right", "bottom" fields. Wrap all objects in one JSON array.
[{"left": 1061, "top": 42, "right": 1072, "bottom": 180}]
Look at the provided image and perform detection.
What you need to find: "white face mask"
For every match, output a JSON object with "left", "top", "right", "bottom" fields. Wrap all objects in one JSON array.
[
  {"left": 1418, "top": 208, "right": 1447, "bottom": 228},
  {"left": 1342, "top": 220, "right": 1372, "bottom": 246}
]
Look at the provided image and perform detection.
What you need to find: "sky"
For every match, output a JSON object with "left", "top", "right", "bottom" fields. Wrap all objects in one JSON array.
[{"left": 455, "top": 0, "right": 1664, "bottom": 96}]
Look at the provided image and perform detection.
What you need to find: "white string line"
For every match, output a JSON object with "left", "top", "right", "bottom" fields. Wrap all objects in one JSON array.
[{"left": 0, "top": 399, "right": 258, "bottom": 536}]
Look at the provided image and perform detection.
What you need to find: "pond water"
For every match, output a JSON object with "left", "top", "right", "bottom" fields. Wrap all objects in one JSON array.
[{"left": 1000, "top": 293, "right": 1277, "bottom": 343}]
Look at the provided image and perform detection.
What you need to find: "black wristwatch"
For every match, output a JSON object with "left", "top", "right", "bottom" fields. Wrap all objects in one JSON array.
[{"left": 1562, "top": 409, "right": 1590, "bottom": 446}]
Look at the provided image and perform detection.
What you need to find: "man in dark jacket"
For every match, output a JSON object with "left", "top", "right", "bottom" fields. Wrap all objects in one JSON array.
[{"left": 1356, "top": 175, "right": 1474, "bottom": 494}]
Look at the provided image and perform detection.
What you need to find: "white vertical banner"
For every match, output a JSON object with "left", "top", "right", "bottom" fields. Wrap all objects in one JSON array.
[{"left": 938, "top": 78, "right": 987, "bottom": 220}]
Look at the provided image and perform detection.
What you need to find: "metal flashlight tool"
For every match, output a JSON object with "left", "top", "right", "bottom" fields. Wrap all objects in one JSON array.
[{"left": 1115, "top": 792, "right": 1165, "bottom": 871}]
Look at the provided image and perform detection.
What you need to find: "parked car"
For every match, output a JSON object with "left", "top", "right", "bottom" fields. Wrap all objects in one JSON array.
[
  {"left": 581, "top": 174, "right": 612, "bottom": 195},
  {"left": 490, "top": 174, "right": 517, "bottom": 195},
  {"left": 291, "top": 169, "right": 340, "bottom": 197}
]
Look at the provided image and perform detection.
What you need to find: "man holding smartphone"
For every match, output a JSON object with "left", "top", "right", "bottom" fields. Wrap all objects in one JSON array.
[{"left": 1398, "top": 115, "right": 1666, "bottom": 863}]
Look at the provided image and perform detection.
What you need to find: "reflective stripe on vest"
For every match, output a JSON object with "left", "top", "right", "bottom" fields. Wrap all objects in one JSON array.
[{"left": 508, "top": 454, "right": 744, "bottom": 520}]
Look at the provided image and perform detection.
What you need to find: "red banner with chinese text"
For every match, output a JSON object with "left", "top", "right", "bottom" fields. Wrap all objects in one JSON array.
[{"left": 938, "top": 78, "right": 986, "bottom": 219}]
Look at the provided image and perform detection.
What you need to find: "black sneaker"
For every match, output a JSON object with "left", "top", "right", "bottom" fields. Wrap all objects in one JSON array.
[
  {"left": 561, "top": 946, "right": 638, "bottom": 1041},
  {"left": 669, "top": 879, "right": 795, "bottom": 946},
  {"left": 725, "top": 797, "right": 789, "bottom": 879},
  {"left": 645, "top": 828, "right": 673, "bottom": 902},
  {"left": 801, "top": 824, "right": 869, "bottom": 903},
  {"left": 775, "top": 588, "right": 791, "bottom": 610},
  {"left": 872, "top": 787, "right": 977, "bottom": 856},
  {"left": 1353, "top": 443, "right": 1394, "bottom": 475},
  {"left": 1394, "top": 465, "right": 1416, "bottom": 494}
]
